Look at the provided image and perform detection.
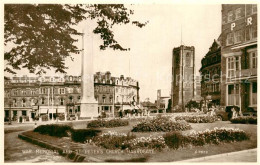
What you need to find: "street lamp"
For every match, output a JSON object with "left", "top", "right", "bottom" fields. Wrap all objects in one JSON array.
[{"left": 8, "top": 99, "right": 12, "bottom": 125}]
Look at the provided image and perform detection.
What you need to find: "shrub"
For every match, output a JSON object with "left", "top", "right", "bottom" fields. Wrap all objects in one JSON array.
[
  {"left": 175, "top": 115, "right": 217, "bottom": 123},
  {"left": 34, "top": 124, "right": 72, "bottom": 137},
  {"left": 92, "top": 131, "right": 136, "bottom": 150},
  {"left": 87, "top": 119, "right": 129, "bottom": 128},
  {"left": 230, "top": 117, "right": 257, "bottom": 124},
  {"left": 163, "top": 131, "right": 189, "bottom": 149},
  {"left": 125, "top": 136, "right": 166, "bottom": 151},
  {"left": 187, "top": 127, "right": 250, "bottom": 146},
  {"left": 71, "top": 129, "right": 101, "bottom": 143},
  {"left": 131, "top": 116, "right": 192, "bottom": 132}
]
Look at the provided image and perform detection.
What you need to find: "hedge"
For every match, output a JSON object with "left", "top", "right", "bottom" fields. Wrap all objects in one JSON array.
[
  {"left": 34, "top": 124, "right": 72, "bottom": 137},
  {"left": 230, "top": 117, "right": 257, "bottom": 124},
  {"left": 87, "top": 119, "right": 129, "bottom": 128},
  {"left": 71, "top": 129, "right": 101, "bottom": 143}
]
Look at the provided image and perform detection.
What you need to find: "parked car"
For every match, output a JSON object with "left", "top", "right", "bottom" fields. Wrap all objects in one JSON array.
[
  {"left": 242, "top": 107, "right": 257, "bottom": 117},
  {"left": 215, "top": 105, "right": 240, "bottom": 121},
  {"left": 68, "top": 114, "right": 76, "bottom": 121}
]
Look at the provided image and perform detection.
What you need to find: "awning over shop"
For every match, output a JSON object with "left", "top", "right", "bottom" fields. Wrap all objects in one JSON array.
[
  {"left": 123, "top": 105, "right": 133, "bottom": 111},
  {"left": 39, "top": 108, "right": 48, "bottom": 114},
  {"left": 39, "top": 107, "right": 66, "bottom": 114}
]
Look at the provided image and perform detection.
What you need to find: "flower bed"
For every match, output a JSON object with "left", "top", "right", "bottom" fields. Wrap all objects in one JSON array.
[
  {"left": 230, "top": 116, "right": 257, "bottom": 124},
  {"left": 91, "top": 131, "right": 166, "bottom": 151},
  {"left": 87, "top": 119, "right": 129, "bottom": 128},
  {"left": 91, "top": 131, "right": 136, "bottom": 150},
  {"left": 175, "top": 115, "right": 218, "bottom": 123},
  {"left": 131, "top": 116, "right": 192, "bottom": 132},
  {"left": 124, "top": 136, "right": 166, "bottom": 151},
  {"left": 71, "top": 129, "right": 102, "bottom": 143},
  {"left": 34, "top": 124, "right": 72, "bottom": 137},
  {"left": 163, "top": 127, "right": 250, "bottom": 149},
  {"left": 188, "top": 127, "right": 250, "bottom": 146}
]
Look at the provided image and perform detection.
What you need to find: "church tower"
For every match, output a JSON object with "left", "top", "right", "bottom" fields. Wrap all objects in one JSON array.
[{"left": 171, "top": 45, "right": 195, "bottom": 111}]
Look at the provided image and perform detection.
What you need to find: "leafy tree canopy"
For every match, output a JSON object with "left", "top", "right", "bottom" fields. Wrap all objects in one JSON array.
[{"left": 4, "top": 4, "right": 147, "bottom": 75}]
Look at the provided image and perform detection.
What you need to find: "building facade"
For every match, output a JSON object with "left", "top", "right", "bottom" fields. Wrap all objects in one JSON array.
[
  {"left": 200, "top": 40, "right": 222, "bottom": 105},
  {"left": 171, "top": 45, "right": 195, "bottom": 111},
  {"left": 4, "top": 72, "right": 140, "bottom": 121},
  {"left": 220, "top": 4, "right": 257, "bottom": 113}
]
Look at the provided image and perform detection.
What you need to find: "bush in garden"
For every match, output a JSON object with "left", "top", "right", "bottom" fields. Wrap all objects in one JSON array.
[
  {"left": 131, "top": 115, "right": 192, "bottom": 132},
  {"left": 71, "top": 129, "right": 101, "bottom": 143},
  {"left": 92, "top": 131, "right": 136, "bottom": 150},
  {"left": 230, "top": 117, "right": 257, "bottom": 124},
  {"left": 175, "top": 115, "right": 218, "bottom": 123},
  {"left": 163, "top": 131, "right": 189, "bottom": 149},
  {"left": 87, "top": 119, "right": 129, "bottom": 128},
  {"left": 125, "top": 136, "right": 166, "bottom": 151},
  {"left": 34, "top": 124, "right": 72, "bottom": 137},
  {"left": 187, "top": 127, "right": 250, "bottom": 146}
]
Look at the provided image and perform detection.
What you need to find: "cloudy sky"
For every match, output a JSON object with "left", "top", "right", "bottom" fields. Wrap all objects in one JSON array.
[{"left": 4, "top": 4, "right": 222, "bottom": 102}]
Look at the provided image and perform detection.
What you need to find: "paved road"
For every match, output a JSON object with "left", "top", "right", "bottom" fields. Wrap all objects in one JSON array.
[
  {"left": 4, "top": 124, "right": 71, "bottom": 163},
  {"left": 179, "top": 149, "right": 257, "bottom": 162}
]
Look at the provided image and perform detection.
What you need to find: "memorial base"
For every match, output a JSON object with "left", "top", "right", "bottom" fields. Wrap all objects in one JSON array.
[{"left": 80, "top": 103, "right": 99, "bottom": 119}]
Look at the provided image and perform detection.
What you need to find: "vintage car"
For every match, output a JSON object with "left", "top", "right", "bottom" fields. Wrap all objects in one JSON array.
[
  {"left": 215, "top": 105, "right": 257, "bottom": 121},
  {"left": 215, "top": 105, "right": 239, "bottom": 121}
]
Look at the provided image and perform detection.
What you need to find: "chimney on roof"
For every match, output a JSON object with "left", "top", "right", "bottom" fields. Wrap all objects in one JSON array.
[
  {"left": 120, "top": 75, "right": 124, "bottom": 80},
  {"left": 106, "top": 71, "right": 111, "bottom": 79}
]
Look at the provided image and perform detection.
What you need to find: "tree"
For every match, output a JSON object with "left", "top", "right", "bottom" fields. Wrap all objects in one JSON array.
[
  {"left": 185, "top": 100, "right": 199, "bottom": 111},
  {"left": 166, "top": 99, "right": 172, "bottom": 113},
  {"left": 4, "top": 4, "right": 147, "bottom": 75}
]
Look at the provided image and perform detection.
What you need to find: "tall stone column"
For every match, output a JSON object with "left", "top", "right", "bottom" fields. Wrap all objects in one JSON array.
[{"left": 80, "top": 29, "right": 98, "bottom": 119}]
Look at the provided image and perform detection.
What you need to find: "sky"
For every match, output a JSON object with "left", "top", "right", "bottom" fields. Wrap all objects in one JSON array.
[{"left": 4, "top": 4, "right": 222, "bottom": 102}]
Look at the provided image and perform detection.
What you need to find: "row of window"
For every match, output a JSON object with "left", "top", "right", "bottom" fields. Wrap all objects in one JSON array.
[
  {"left": 95, "top": 86, "right": 113, "bottom": 93},
  {"left": 12, "top": 89, "right": 37, "bottom": 96},
  {"left": 227, "top": 51, "right": 257, "bottom": 78},
  {"left": 201, "top": 67, "right": 221, "bottom": 82},
  {"left": 226, "top": 26, "right": 257, "bottom": 46},
  {"left": 223, "top": 5, "right": 257, "bottom": 24},
  {"left": 39, "top": 88, "right": 66, "bottom": 95},
  {"left": 227, "top": 82, "right": 257, "bottom": 106},
  {"left": 202, "top": 54, "right": 221, "bottom": 67},
  {"left": 205, "top": 83, "right": 220, "bottom": 93}
]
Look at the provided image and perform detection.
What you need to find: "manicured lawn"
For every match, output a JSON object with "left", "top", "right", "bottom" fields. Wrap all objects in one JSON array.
[
  {"left": 74, "top": 120, "right": 257, "bottom": 162},
  {"left": 22, "top": 120, "right": 257, "bottom": 162}
]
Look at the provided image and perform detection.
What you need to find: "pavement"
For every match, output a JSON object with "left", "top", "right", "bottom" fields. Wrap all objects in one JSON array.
[
  {"left": 176, "top": 148, "right": 257, "bottom": 162},
  {"left": 4, "top": 124, "right": 72, "bottom": 163}
]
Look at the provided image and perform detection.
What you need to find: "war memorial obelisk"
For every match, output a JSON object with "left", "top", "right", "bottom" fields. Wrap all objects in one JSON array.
[{"left": 80, "top": 29, "right": 98, "bottom": 119}]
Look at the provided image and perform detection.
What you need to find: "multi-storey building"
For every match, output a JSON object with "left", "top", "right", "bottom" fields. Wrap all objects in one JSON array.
[
  {"left": 220, "top": 4, "right": 257, "bottom": 113},
  {"left": 4, "top": 72, "right": 140, "bottom": 121},
  {"left": 171, "top": 45, "right": 195, "bottom": 111},
  {"left": 200, "top": 40, "right": 222, "bottom": 105}
]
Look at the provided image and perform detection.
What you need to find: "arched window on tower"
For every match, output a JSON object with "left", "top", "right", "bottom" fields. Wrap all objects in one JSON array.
[{"left": 186, "top": 52, "right": 191, "bottom": 67}]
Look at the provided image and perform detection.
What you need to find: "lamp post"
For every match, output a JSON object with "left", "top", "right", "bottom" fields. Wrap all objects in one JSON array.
[{"left": 8, "top": 99, "right": 12, "bottom": 125}]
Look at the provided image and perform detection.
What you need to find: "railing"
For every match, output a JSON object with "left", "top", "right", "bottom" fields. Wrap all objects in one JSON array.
[{"left": 235, "top": 68, "right": 257, "bottom": 78}]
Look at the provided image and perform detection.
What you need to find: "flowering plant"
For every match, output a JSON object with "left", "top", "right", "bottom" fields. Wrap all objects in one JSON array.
[
  {"left": 175, "top": 115, "right": 218, "bottom": 123},
  {"left": 132, "top": 115, "right": 192, "bottom": 132},
  {"left": 92, "top": 131, "right": 136, "bottom": 149},
  {"left": 187, "top": 127, "right": 250, "bottom": 146},
  {"left": 124, "top": 135, "right": 167, "bottom": 151}
]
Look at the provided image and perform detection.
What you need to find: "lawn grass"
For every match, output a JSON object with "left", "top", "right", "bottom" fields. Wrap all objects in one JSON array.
[{"left": 21, "top": 120, "right": 257, "bottom": 162}]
